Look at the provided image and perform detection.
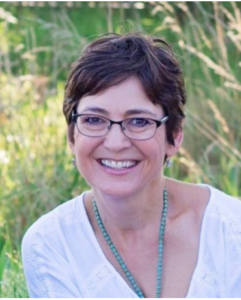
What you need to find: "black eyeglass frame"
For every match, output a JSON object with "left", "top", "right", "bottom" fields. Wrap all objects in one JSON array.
[{"left": 71, "top": 111, "right": 169, "bottom": 140}]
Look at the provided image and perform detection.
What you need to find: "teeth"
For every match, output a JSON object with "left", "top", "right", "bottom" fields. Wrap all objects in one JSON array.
[{"left": 100, "top": 159, "right": 136, "bottom": 169}]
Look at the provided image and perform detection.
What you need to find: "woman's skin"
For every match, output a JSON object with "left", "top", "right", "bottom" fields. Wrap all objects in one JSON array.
[{"left": 68, "top": 76, "right": 210, "bottom": 298}]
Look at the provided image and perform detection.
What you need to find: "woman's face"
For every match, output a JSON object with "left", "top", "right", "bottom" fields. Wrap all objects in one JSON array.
[{"left": 68, "top": 76, "right": 182, "bottom": 198}]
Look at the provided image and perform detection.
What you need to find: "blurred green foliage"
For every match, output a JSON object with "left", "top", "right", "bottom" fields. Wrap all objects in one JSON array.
[{"left": 0, "top": 2, "right": 241, "bottom": 297}]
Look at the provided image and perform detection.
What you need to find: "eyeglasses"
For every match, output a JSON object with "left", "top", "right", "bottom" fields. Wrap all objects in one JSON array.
[{"left": 71, "top": 112, "right": 169, "bottom": 141}]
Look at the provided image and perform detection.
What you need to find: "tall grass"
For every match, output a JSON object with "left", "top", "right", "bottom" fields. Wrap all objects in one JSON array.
[
  {"left": 0, "top": 2, "right": 240, "bottom": 297},
  {"left": 151, "top": 2, "right": 241, "bottom": 195}
]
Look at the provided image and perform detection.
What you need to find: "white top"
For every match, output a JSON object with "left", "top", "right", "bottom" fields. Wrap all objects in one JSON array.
[{"left": 21, "top": 185, "right": 241, "bottom": 298}]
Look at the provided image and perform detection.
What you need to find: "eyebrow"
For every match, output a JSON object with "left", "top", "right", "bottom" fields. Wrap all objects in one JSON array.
[
  {"left": 80, "top": 107, "right": 157, "bottom": 117},
  {"left": 80, "top": 107, "right": 109, "bottom": 115},
  {"left": 124, "top": 109, "right": 157, "bottom": 117}
]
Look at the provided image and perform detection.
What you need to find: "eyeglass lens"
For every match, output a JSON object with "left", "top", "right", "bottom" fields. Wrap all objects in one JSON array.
[{"left": 76, "top": 115, "right": 158, "bottom": 140}]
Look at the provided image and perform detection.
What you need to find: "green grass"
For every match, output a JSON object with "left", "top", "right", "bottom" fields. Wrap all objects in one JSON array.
[{"left": 0, "top": 2, "right": 241, "bottom": 297}]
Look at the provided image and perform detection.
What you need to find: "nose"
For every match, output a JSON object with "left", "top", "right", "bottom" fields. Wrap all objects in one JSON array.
[{"left": 103, "top": 123, "right": 132, "bottom": 152}]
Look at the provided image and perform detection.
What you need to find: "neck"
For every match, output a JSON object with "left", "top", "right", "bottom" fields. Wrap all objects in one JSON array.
[{"left": 90, "top": 177, "right": 166, "bottom": 234}]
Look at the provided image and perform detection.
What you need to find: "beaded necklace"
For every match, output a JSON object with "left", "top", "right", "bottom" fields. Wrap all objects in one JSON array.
[{"left": 92, "top": 187, "right": 168, "bottom": 298}]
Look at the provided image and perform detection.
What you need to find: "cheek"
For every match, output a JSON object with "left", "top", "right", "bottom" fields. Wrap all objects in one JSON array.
[
  {"left": 150, "top": 141, "right": 167, "bottom": 171},
  {"left": 138, "top": 139, "right": 165, "bottom": 171},
  {"left": 74, "top": 144, "right": 93, "bottom": 178},
  {"left": 74, "top": 135, "right": 100, "bottom": 167}
]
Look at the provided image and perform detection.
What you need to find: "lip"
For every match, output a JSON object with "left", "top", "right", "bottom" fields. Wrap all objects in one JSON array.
[
  {"left": 98, "top": 158, "right": 139, "bottom": 162},
  {"left": 96, "top": 159, "right": 140, "bottom": 175}
]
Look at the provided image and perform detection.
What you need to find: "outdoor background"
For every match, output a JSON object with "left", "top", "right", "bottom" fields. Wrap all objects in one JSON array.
[{"left": 0, "top": 1, "right": 241, "bottom": 297}]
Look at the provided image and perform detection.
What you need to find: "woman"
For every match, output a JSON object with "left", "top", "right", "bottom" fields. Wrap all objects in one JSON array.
[{"left": 22, "top": 33, "right": 241, "bottom": 298}]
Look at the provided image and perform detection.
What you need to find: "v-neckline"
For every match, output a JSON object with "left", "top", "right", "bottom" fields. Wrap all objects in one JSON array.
[{"left": 79, "top": 185, "right": 213, "bottom": 298}]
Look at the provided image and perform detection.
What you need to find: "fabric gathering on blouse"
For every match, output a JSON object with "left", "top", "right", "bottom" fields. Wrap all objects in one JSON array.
[{"left": 21, "top": 185, "right": 241, "bottom": 298}]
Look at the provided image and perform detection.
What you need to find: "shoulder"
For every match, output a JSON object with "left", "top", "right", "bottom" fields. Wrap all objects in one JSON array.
[
  {"left": 21, "top": 191, "right": 91, "bottom": 297},
  {"left": 21, "top": 191, "right": 88, "bottom": 257},
  {"left": 197, "top": 185, "right": 241, "bottom": 297},
  {"left": 204, "top": 185, "right": 241, "bottom": 223},
  {"left": 203, "top": 185, "right": 241, "bottom": 251}
]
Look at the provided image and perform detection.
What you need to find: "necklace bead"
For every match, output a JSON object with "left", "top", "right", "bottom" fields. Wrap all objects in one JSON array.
[{"left": 92, "top": 187, "right": 168, "bottom": 298}]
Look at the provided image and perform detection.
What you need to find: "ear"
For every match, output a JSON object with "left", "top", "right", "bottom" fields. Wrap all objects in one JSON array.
[
  {"left": 166, "top": 129, "right": 184, "bottom": 157},
  {"left": 67, "top": 129, "right": 76, "bottom": 156}
]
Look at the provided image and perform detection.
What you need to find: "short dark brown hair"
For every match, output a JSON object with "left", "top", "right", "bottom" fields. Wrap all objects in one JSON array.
[{"left": 63, "top": 32, "right": 186, "bottom": 145}]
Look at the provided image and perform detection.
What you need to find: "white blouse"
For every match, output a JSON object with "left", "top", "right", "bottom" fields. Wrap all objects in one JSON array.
[{"left": 22, "top": 185, "right": 241, "bottom": 298}]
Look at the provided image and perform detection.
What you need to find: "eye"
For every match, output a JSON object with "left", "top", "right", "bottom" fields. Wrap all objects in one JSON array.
[
  {"left": 81, "top": 115, "right": 107, "bottom": 126},
  {"left": 86, "top": 117, "right": 102, "bottom": 124},
  {"left": 129, "top": 118, "right": 151, "bottom": 127},
  {"left": 83, "top": 116, "right": 104, "bottom": 124}
]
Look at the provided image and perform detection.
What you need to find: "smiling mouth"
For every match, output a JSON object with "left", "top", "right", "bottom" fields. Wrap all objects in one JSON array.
[{"left": 97, "top": 159, "right": 139, "bottom": 170}]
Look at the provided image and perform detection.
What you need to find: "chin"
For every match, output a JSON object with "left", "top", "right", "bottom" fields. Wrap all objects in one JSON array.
[{"left": 93, "top": 183, "right": 140, "bottom": 199}]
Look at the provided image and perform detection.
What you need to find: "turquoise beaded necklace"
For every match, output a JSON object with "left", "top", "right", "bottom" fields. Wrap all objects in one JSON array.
[{"left": 92, "top": 187, "right": 168, "bottom": 298}]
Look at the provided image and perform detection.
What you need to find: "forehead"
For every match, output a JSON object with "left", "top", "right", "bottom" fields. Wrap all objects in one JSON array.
[{"left": 77, "top": 77, "right": 163, "bottom": 117}]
